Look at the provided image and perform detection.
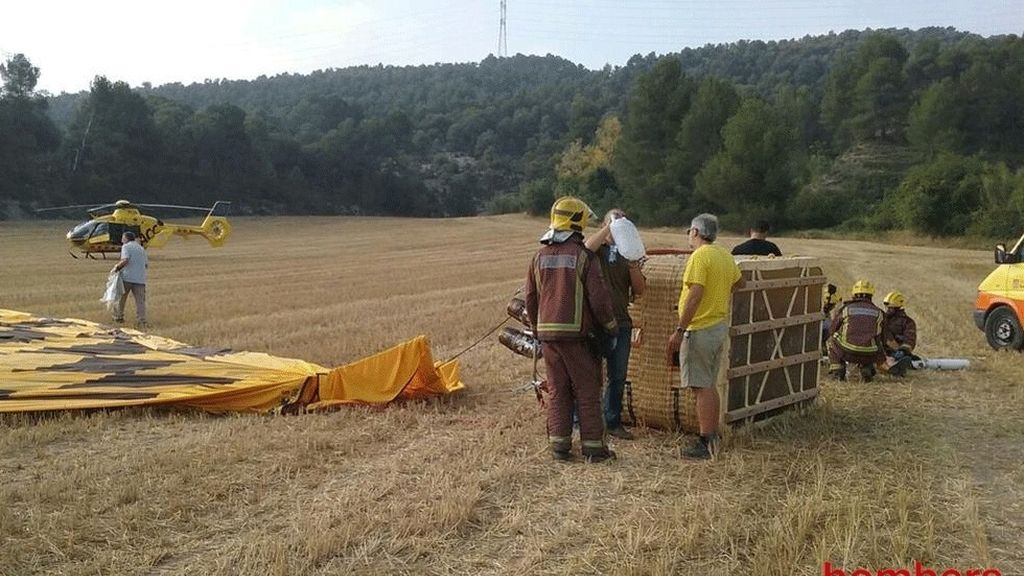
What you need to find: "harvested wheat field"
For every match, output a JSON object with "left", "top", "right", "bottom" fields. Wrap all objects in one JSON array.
[{"left": 1, "top": 215, "right": 1022, "bottom": 576}]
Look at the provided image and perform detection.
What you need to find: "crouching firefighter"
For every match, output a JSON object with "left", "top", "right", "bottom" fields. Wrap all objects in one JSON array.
[
  {"left": 827, "top": 280, "right": 885, "bottom": 382},
  {"left": 525, "top": 196, "right": 619, "bottom": 463},
  {"left": 882, "top": 291, "right": 918, "bottom": 377}
]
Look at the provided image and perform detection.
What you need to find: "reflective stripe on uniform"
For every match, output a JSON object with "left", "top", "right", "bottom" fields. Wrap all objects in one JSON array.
[
  {"left": 834, "top": 332, "right": 880, "bottom": 353},
  {"left": 536, "top": 250, "right": 587, "bottom": 333},
  {"left": 538, "top": 254, "right": 577, "bottom": 270},
  {"left": 837, "top": 305, "right": 881, "bottom": 353}
]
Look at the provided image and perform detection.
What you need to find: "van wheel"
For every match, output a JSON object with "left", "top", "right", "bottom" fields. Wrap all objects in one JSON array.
[{"left": 984, "top": 306, "right": 1024, "bottom": 351}]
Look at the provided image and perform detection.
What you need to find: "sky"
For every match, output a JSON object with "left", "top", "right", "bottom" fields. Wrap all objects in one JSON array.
[{"left": 2, "top": 0, "right": 1021, "bottom": 94}]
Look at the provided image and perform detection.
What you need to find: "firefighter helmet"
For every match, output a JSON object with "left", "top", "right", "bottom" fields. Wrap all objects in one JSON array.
[
  {"left": 549, "top": 196, "right": 597, "bottom": 233},
  {"left": 883, "top": 291, "right": 906, "bottom": 308},
  {"left": 851, "top": 280, "right": 875, "bottom": 298}
]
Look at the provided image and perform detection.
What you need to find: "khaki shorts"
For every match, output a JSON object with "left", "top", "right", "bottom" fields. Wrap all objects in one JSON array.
[{"left": 679, "top": 321, "right": 728, "bottom": 389}]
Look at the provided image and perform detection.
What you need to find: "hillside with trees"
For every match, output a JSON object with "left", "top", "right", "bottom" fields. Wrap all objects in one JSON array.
[{"left": 3, "top": 27, "right": 1022, "bottom": 236}]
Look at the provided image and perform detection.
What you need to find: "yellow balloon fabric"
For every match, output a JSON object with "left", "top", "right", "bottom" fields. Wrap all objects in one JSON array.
[{"left": 0, "top": 309, "right": 463, "bottom": 413}]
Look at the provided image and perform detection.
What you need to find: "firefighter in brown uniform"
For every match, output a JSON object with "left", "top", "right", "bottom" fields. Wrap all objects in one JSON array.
[
  {"left": 525, "top": 196, "right": 619, "bottom": 462},
  {"left": 827, "top": 280, "right": 885, "bottom": 382},
  {"left": 882, "top": 291, "right": 917, "bottom": 377}
]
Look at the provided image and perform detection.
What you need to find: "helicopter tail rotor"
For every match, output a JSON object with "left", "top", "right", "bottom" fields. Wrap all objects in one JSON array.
[{"left": 199, "top": 202, "right": 232, "bottom": 247}]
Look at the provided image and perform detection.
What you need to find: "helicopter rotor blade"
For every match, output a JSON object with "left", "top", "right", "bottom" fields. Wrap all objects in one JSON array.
[
  {"left": 35, "top": 204, "right": 109, "bottom": 213},
  {"left": 37, "top": 201, "right": 226, "bottom": 216},
  {"left": 86, "top": 204, "right": 120, "bottom": 216},
  {"left": 134, "top": 203, "right": 216, "bottom": 212}
]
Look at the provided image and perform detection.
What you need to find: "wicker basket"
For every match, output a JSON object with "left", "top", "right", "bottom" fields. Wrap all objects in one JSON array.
[{"left": 625, "top": 253, "right": 825, "bottom": 432}]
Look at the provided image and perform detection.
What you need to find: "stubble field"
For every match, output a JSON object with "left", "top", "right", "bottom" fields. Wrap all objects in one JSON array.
[{"left": 1, "top": 215, "right": 1022, "bottom": 575}]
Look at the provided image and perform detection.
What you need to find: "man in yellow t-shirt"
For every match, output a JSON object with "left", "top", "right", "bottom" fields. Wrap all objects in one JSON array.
[{"left": 666, "top": 213, "right": 744, "bottom": 460}]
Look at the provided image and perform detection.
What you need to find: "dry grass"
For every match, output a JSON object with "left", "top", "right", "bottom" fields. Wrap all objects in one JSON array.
[{"left": 1, "top": 215, "right": 1022, "bottom": 575}]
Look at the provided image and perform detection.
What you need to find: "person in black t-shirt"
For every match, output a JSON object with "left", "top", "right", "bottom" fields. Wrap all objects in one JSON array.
[{"left": 731, "top": 221, "right": 782, "bottom": 256}]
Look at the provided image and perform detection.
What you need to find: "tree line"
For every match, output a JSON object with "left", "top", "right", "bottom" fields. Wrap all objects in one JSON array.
[{"left": 2, "top": 27, "right": 1022, "bottom": 237}]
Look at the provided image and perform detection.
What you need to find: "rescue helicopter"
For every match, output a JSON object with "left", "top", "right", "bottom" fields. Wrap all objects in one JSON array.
[{"left": 37, "top": 200, "right": 232, "bottom": 258}]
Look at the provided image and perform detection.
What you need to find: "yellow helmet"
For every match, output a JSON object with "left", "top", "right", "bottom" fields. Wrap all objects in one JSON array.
[
  {"left": 549, "top": 196, "right": 597, "bottom": 233},
  {"left": 851, "top": 280, "right": 875, "bottom": 298},
  {"left": 883, "top": 291, "right": 906, "bottom": 308}
]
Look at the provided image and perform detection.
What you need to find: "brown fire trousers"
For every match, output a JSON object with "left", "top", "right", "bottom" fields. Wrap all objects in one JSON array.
[
  {"left": 541, "top": 339, "right": 606, "bottom": 456},
  {"left": 827, "top": 340, "right": 885, "bottom": 368}
]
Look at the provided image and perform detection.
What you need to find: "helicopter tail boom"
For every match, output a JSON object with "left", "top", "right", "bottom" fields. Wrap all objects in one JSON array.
[{"left": 168, "top": 201, "right": 232, "bottom": 246}]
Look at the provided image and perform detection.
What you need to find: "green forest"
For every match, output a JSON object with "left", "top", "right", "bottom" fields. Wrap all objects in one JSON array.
[{"left": 2, "top": 27, "right": 1022, "bottom": 236}]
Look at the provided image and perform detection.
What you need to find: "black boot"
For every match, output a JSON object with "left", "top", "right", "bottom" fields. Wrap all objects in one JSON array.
[
  {"left": 550, "top": 440, "right": 573, "bottom": 462},
  {"left": 889, "top": 355, "right": 912, "bottom": 377},
  {"left": 607, "top": 426, "right": 635, "bottom": 440},
  {"left": 582, "top": 447, "right": 616, "bottom": 463},
  {"left": 860, "top": 364, "right": 876, "bottom": 382},
  {"left": 682, "top": 433, "right": 720, "bottom": 460},
  {"left": 551, "top": 449, "right": 574, "bottom": 462}
]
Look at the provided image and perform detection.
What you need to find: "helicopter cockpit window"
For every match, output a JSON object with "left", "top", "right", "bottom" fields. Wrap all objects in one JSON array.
[
  {"left": 92, "top": 222, "right": 109, "bottom": 239},
  {"left": 106, "top": 223, "right": 123, "bottom": 242},
  {"left": 103, "top": 223, "right": 141, "bottom": 244},
  {"left": 68, "top": 221, "right": 96, "bottom": 240}
]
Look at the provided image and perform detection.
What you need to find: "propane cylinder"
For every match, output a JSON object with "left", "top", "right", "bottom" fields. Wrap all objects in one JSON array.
[
  {"left": 911, "top": 358, "right": 970, "bottom": 370},
  {"left": 506, "top": 296, "right": 531, "bottom": 326},
  {"left": 499, "top": 326, "right": 542, "bottom": 358}
]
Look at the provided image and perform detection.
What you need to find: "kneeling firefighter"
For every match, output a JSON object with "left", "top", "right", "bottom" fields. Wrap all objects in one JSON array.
[
  {"left": 525, "top": 196, "right": 618, "bottom": 462},
  {"left": 827, "top": 280, "right": 885, "bottom": 382},
  {"left": 882, "top": 291, "right": 918, "bottom": 377}
]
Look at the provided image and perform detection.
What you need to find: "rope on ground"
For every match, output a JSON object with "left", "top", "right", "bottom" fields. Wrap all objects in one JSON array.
[
  {"left": 443, "top": 286, "right": 526, "bottom": 364},
  {"left": 459, "top": 383, "right": 541, "bottom": 398},
  {"left": 443, "top": 315, "right": 511, "bottom": 364},
  {"left": 443, "top": 287, "right": 541, "bottom": 400}
]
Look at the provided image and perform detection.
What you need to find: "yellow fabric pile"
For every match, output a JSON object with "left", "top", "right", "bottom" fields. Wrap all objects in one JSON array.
[{"left": 0, "top": 309, "right": 463, "bottom": 413}]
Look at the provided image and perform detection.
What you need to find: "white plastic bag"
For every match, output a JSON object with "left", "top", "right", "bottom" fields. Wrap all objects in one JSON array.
[
  {"left": 101, "top": 271, "right": 124, "bottom": 313},
  {"left": 610, "top": 217, "right": 645, "bottom": 261}
]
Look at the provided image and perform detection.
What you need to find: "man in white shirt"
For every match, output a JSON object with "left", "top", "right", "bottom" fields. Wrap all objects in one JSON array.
[{"left": 111, "top": 231, "right": 148, "bottom": 327}]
